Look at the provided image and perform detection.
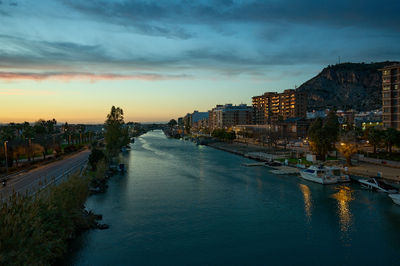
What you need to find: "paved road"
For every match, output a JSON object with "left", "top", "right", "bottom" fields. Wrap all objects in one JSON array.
[{"left": 0, "top": 149, "right": 90, "bottom": 199}]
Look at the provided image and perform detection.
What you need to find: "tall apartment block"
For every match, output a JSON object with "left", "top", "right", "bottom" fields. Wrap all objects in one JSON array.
[
  {"left": 381, "top": 64, "right": 400, "bottom": 130},
  {"left": 208, "top": 104, "right": 253, "bottom": 130},
  {"left": 252, "top": 89, "right": 307, "bottom": 124}
]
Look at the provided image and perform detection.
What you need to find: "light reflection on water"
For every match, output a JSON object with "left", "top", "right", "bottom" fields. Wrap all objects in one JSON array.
[
  {"left": 299, "top": 183, "right": 312, "bottom": 221},
  {"left": 332, "top": 185, "right": 354, "bottom": 233}
]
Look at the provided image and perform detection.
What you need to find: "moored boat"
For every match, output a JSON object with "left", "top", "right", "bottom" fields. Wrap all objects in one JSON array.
[
  {"left": 389, "top": 194, "right": 400, "bottom": 205},
  {"left": 325, "top": 166, "right": 350, "bottom": 183},
  {"left": 358, "top": 178, "right": 398, "bottom": 193},
  {"left": 300, "top": 165, "right": 338, "bottom": 184}
]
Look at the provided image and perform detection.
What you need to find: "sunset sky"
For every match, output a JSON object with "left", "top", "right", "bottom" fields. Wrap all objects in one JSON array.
[{"left": 1, "top": 0, "right": 399, "bottom": 123}]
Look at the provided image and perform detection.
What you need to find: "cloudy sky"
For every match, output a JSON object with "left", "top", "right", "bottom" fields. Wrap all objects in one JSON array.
[{"left": 0, "top": 0, "right": 399, "bottom": 123}]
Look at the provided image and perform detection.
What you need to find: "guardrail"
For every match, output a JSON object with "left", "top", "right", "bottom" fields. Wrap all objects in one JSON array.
[{"left": 27, "top": 160, "right": 88, "bottom": 197}]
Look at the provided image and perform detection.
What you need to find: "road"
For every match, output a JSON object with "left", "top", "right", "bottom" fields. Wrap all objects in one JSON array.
[{"left": 0, "top": 149, "right": 90, "bottom": 199}]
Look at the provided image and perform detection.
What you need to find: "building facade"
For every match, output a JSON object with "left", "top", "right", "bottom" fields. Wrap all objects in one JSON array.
[
  {"left": 208, "top": 104, "right": 253, "bottom": 130},
  {"left": 252, "top": 89, "right": 307, "bottom": 124},
  {"left": 381, "top": 64, "right": 400, "bottom": 130}
]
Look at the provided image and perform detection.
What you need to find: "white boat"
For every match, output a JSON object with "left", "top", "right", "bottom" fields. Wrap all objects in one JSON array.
[
  {"left": 389, "top": 194, "right": 400, "bottom": 205},
  {"left": 300, "top": 165, "right": 338, "bottom": 184},
  {"left": 325, "top": 167, "right": 350, "bottom": 183},
  {"left": 358, "top": 178, "right": 398, "bottom": 193}
]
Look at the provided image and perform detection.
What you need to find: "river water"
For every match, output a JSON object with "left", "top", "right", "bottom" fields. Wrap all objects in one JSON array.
[{"left": 68, "top": 130, "right": 400, "bottom": 265}]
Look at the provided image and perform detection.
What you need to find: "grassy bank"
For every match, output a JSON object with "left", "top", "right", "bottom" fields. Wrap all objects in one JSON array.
[{"left": 0, "top": 174, "right": 100, "bottom": 265}]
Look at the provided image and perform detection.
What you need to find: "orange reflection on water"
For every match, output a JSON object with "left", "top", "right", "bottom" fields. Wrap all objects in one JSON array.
[
  {"left": 332, "top": 186, "right": 354, "bottom": 233},
  {"left": 299, "top": 183, "right": 312, "bottom": 220}
]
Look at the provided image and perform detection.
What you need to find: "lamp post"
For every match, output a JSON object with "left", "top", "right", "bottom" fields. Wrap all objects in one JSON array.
[
  {"left": 4, "top": 141, "right": 8, "bottom": 174},
  {"left": 28, "top": 137, "right": 31, "bottom": 161}
]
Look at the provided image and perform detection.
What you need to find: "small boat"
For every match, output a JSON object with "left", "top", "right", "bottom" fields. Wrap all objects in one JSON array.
[
  {"left": 242, "top": 162, "right": 266, "bottom": 167},
  {"left": 300, "top": 165, "right": 338, "bottom": 184},
  {"left": 389, "top": 194, "right": 400, "bottom": 205},
  {"left": 325, "top": 167, "right": 350, "bottom": 183},
  {"left": 358, "top": 178, "right": 398, "bottom": 193}
]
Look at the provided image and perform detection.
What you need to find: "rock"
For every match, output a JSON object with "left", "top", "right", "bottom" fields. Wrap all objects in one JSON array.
[
  {"left": 97, "top": 223, "right": 109, "bottom": 230},
  {"left": 297, "top": 61, "right": 399, "bottom": 111}
]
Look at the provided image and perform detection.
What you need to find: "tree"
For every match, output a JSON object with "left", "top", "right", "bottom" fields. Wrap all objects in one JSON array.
[
  {"left": 308, "top": 111, "right": 340, "bottom": 160},
  {"left": 339, "top": 130, "right": 358, "bottom": 166},
  {"left": 88, "top": 149, "right": 105, "bottom": 170},
  {"left": 339, "top": 143, "right": 358, "bottom": 166},
  {"left": 383, "top": 128, "right": 399, "bottom": 153},
  {"left": 211, "top": 129, "right": 235, "bottom": 142},
  {"left": 366, "top": 127, "right": 383, "bottom": 154},
  {"left": 104, "top": 106, "right": 129, "bottom": 157},
  {"left": 168, "top": 119, "right": 177, "bottom": 128},
  {"left": 324, "top": 110, "right": 340, "bottom": 143}
]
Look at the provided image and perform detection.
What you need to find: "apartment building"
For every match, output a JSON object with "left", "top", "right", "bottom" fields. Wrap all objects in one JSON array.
[
  {"left": 252, "top": 89, "right": 307, "bottom": 124},
  {"left": 381, "top": 64, "right": 400, "bottom": 130},
  {"left": 208, "top": 104, "right": 253, "bottom": 130}
]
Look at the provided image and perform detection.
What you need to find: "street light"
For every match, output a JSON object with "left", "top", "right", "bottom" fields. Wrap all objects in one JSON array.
[{"left": 4, "top": 141, "right": 8, "bottom": 174}]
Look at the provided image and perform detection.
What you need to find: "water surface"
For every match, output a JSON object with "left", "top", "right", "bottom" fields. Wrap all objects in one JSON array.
[{"left": 68, "top": 130, "right": 400, "bottom": 265}]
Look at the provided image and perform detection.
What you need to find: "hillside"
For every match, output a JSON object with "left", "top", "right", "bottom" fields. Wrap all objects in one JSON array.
[{"left": 297, "top": 61, "right": 399, "bottom": 111}]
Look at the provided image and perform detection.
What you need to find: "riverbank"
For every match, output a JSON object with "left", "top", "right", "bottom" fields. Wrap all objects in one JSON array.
[
  {"left": 206, "top": 141, "right": 400, "bottom": 182},
  {"left": 207, "top": 141, "right": 268, "bottom": 155},
  {"left": 0, "top": 173, "right": 105, "bottom": 265}
]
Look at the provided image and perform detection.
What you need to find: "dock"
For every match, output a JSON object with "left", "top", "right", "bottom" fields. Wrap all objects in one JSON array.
[
  {"left": 269, "top": 166, "right": 300, "bottom": 175},
  {"left": 242, "top": 162, "right": 266, "bottom": 167}
]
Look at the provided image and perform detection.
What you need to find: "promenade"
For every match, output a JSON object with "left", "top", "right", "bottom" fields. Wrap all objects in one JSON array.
[
  {"left": 208, "top": 140, "right": 400, "bottom": 182},
  {"left": 348, "top": 162, "right": 400, "bottom": 182}
]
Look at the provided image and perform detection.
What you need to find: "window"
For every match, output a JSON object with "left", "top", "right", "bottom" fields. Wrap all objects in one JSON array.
[{"left": 383, "top": 86, "right": 391, "bottom": 90}]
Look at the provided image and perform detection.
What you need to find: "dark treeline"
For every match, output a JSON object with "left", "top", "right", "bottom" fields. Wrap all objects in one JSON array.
[{"left": 0, "top": 120, "right": 99, "bottom": 174}]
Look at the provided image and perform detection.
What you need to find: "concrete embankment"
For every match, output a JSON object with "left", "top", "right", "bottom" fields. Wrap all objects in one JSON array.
[
  {"left": 206, "top": 142, "right": 289, "bottom": 161},
  {"left": 206, "top": 141, "right": 400, "bottom": 182}
]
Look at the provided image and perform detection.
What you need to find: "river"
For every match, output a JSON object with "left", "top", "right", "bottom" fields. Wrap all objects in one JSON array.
[{"left": 68, "top": 130, "right": 400, "bottom": 265}]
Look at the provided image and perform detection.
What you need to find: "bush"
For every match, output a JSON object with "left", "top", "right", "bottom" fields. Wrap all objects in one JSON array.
[
  {"left": 0, "top": 174, "right": 90, "bottom": 265},
  {"left": 88, "top": 149, "right": 105, "bottom": 170}
]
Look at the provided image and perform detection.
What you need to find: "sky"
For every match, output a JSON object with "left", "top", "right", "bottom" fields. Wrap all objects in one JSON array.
[{"left": 0, "top": 0, "right": 399, "bottom": 123}]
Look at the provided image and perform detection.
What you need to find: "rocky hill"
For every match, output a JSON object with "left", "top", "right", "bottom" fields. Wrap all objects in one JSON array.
[{"left": 297, "top": 61, "right": 399, "bottom": 111}]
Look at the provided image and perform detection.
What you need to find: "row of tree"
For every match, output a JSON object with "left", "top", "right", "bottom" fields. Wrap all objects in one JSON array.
[
  {"left": 211, "top": 129, "right": 236, "bottom": 141},
  {"left": 308, "top": 110, "right": 400, "bottom": 164},
  {"left": 365, "top": 127, "right": 400, "bottom": 154},
  {"left": 0, "top": 119, "right": 96, "bottom": 171}
]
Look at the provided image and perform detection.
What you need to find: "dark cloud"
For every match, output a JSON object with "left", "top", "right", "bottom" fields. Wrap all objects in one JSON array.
[
  {"left": 61, "top": 0, "right": 400, "bottom": 32},
  {"left": 0, "top": 34, "right": 109, "bottom": 67},
  {"left": 1, "top": 0, "right": 399, "bottom": 79}
]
